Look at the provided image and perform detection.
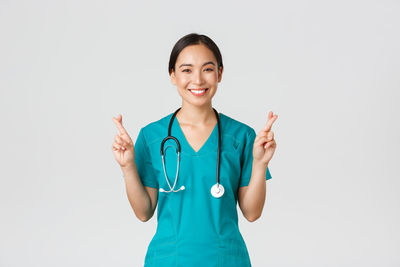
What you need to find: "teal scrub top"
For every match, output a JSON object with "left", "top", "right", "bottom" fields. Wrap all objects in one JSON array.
[{"left": 134, "top": 111, "right": 272, "bottom": 267}]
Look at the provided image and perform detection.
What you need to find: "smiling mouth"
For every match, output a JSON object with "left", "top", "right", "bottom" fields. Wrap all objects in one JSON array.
[
  {"left": 189, "top": 88, "right": 208, "bottom": 96},
  {"left": 189, "top": 88, "right": 208, "bottom": 92}
]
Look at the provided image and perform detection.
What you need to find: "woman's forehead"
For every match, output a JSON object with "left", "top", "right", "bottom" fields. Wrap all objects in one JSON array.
[{"left": 176, "top": 44, "right": 217, "bottom": 65}]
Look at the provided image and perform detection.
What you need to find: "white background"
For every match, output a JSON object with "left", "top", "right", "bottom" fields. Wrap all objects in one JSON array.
[{"left": 1, "top": 0, "right": 399, "bottom": 266}]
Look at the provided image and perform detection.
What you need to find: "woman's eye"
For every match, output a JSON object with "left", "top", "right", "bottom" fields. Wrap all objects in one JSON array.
[{"left": 182, "top": 68, "right": 213, "bottom": 73}]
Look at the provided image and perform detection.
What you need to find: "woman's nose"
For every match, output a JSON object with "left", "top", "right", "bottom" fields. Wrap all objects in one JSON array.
[{"left": 193, "top": 70, "right": 204, "bottom": 84}]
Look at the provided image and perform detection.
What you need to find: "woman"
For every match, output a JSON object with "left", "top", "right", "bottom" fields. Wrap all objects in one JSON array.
[{"left": 111, "top": 33, "right": 277, "bottom": 267}]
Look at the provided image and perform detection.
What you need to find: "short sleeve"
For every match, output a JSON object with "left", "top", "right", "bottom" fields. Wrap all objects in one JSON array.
[
  {"left": 134, "top": 128, "right": 158, "bottom": 188},
  {"left": 239, "top": 128, "right": 272, "bottom": 187}
]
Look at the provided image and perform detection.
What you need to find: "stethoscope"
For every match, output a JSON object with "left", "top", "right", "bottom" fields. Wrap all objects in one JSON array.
[{"left": 159, "top": 107, "right": 225, "bottom": 198}]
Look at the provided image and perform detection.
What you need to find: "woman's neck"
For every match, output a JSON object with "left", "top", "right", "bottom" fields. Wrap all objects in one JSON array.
[{"left": 177, "top": 101, "right": 216, "bottom": 126}]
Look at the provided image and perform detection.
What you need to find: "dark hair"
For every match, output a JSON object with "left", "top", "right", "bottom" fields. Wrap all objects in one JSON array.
[{"left": 168, "top": 33, "right": 223, "bottom": 75}]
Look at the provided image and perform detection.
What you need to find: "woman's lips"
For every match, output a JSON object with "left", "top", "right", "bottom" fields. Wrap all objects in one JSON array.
[{"left": 189, "top": 88, "right": 208, "bottom": 96}]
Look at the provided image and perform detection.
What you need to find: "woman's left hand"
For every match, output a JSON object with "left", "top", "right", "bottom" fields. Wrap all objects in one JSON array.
[{"left": 253, "top": 111, "right": 278, "bottom": 166}]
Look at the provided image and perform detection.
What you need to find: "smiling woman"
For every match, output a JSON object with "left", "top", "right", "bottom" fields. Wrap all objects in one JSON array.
[
  {"left": 169, "top": 36, "right": 223, "bottom": 110},
  {"left": 112, "top": 32, "right": 277, "bottom": 267}
]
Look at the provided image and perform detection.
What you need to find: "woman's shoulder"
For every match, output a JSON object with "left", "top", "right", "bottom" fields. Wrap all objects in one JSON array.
[
  {"left": 142, "top": 112, "right": 173, "bottom": 130},
  {"left": 138, "top": 112, "right": 174, "bottom": 145},
  {"left": 219, "top": 112, "right": 255, "bottom": 139}
]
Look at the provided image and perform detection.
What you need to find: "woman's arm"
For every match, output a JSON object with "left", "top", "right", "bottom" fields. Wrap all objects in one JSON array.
[
  {"left": 238, "top": 161, "right": 268, "bottom": 222},
  {"left": 122, "top": 165, "right": 158, "bottom": 222},
  {"left": 112, "top": 114, "right": 158, "bottom": 222},
  {"left": 238, "top": 111, "right": 278, "bottom": 222}
]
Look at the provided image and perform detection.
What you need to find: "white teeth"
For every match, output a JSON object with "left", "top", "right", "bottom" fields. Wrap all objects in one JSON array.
[{"left": 190, "top": 89, "right": 207, "bottom": 94}]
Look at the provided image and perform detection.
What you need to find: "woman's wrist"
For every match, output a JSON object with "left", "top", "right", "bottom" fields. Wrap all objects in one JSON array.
[
  {"left": 253, "top": 159, "right": 268, "bottom": 170},
  {"left": 121, "top": 163, "right": 137, "bottom": 177}
]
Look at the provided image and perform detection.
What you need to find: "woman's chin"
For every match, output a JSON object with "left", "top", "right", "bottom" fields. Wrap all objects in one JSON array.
[{"left": 182, "top": 98, "right": 212, "bottom": 108}]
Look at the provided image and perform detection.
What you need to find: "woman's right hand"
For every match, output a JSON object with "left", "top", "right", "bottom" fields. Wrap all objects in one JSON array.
[{"left": 112, "top": 114, "right": 135, "bottom": 169}]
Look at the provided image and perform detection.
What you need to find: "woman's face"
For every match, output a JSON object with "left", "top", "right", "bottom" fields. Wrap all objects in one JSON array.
[{"left": 170, "top": 43, "right": 223, "bottom": 108}]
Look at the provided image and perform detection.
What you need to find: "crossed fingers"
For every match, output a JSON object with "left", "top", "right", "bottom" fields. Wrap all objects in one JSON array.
[
  {"left": 112, "top": 114, "right": 132, "bottom": 151},
  {"left": 112, "top": 114, "right": 128, "bottom": 136},
  {"left": 255, "top": 111, "right": 278, "bottom": 147},
  {"left": 264, "top": 111, "right": 278, "bottom": 132}
]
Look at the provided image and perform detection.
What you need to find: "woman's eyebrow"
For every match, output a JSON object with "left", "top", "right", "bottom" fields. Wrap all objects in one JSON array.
[{"left": 179, "top": 61, "right": 216, "bottom": 68}]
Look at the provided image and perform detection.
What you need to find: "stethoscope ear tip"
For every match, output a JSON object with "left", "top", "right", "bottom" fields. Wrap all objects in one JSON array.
[
  {"left": 159, "top": 188, "right": 165, "bottom": 192},
  {"left": 180, "top": 185, "right": 185, "bottom": 190}
]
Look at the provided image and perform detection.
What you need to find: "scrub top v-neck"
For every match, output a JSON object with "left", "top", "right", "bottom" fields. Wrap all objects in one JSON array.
[
  {"left": 134, "top": 111, "right": 272, "bottom": 267},
  {"left": 175, "top": 114, "right": 217, "bottom": 154}
]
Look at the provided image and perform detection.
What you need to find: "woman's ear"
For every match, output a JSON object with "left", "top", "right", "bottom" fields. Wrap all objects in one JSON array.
[
  {"left": 170, "top": 70, "right": 177, "bottom": 85},
  {"left": 217, "top": 66, "right": 223, "bottom": 82}
]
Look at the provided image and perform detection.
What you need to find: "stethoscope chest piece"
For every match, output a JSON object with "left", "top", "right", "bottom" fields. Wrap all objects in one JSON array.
[
  {"left": 211, "top": 183, "right": 225, "bottom": 198},
  {"left": 161, "top": 107, "right": 225, "bottom": 198}
]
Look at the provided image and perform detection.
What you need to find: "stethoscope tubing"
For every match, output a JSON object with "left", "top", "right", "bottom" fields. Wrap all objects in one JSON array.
[{"left": 160, "top": 107, "right": 222, "bottom": 196}]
